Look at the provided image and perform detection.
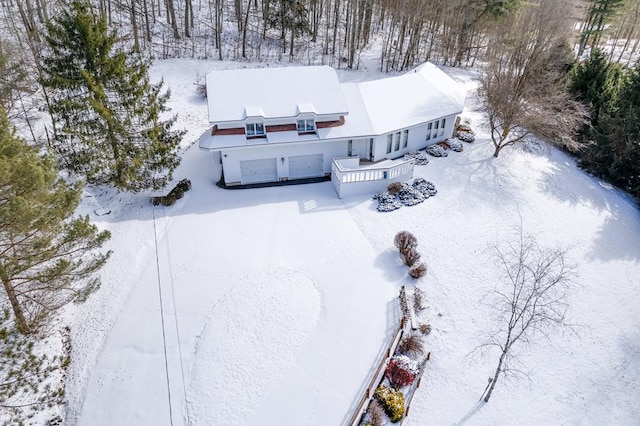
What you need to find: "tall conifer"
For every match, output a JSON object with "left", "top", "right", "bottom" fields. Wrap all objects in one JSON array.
[
  {"left": 42, "top": 0, "right": 184, "bottom": 191},
  {"left": 0, "top": 107, "right": 110, "bottom": 334}
]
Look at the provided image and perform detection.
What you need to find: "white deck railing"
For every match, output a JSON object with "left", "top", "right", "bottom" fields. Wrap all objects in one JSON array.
[{"left": 331, "top": 157, "right": 415, "bottom": 198}]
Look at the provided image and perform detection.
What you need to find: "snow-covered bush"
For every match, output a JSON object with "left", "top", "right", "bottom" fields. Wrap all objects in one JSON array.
[
  {"left": 374, "top": 385, "right": 405, "bottom": 423},
  {"left": 404, "top": 150, "right": 430, "bottom": 165},
  {"left": 394, "top": 231, "right": 418, "bottom": 255},
  {"left": 387, "top": 182, "right": 403, "bottom": 195},
  {"left": 385, "top": 358, "right": 416, "bottom": 389},
  {"left": 373, "top": 192, "right": 402, "bottom": 212},
  {"left": 412, "top": 178, "right": 437, "bottom": 198},
  {"left": 447, "top": 138, "right": 464, "bottom": 152},
  {"left": 390, "top": 354, "right": 421, "bottom": 376},
  {"left": 409, "top": 262, "right": 427, "bottom": 279},
  {"left": 401, "top": 249, "right": 421, "bottom": 267},
  {"left": 425, "top": 144, "right": 449, "bottom": 157},
  {"left": 398, "top": 186, "right": 426, "bottom": 206},
  {"left": 456, "top": 131, "right": 475, "bottom": 143},
  {"left": 397, "top": 334, "right": 425, "bottom": 358},
  {"left": 360, "top": 400, "right": 386, "bottom": 426}
]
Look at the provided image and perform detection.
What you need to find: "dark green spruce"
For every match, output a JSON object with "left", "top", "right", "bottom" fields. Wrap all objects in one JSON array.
[
  {"left": 42, "top": 0, "right": 184, "bottom": 192},
  {"left": 571, "top": 49, "right": 640, "bottom": 199}
]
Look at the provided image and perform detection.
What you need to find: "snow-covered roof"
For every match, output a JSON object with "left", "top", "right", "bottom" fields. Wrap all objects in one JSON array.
[
  {"left": 358, "top": 62, "right": 466, "bottom": 135},
  {"left": 200, "top": 62, "right": 465, "bottom": 150},
  {"left": 206, "top": 66, "right": 349, "bottom": 123}
]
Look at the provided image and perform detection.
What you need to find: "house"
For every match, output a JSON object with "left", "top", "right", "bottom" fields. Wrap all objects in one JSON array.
[{"left": 199, "top": 62, "right": 466, "bottom": 197}]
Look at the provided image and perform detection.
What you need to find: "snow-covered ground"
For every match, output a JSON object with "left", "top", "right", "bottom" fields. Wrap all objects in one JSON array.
[{"left": 61, "top": 59, "right": 640, "bottom": 425}]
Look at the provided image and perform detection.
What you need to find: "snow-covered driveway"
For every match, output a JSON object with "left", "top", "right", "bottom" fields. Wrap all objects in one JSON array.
[{"left": 77, "top": 145, "right": 398, "bottom": 425}]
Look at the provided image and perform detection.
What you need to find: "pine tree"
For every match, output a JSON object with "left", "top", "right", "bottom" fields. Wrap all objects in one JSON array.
[
  {"left": 0, "top": 107, "right": 111, "bottom": 335},
  {"left": 42, "top": 0, "right": 184, "bottom": 192}
]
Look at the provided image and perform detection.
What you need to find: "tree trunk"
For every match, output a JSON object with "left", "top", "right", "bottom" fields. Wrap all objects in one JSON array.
[
  {"left": 483, "top": 346, "right": 507, "bottom": 402},
  {"left": 185, "top": 0, "right": 192, "bottom": 38},
  {"left": 2, "top": 278, "right": 30, "bottom": 334},
  {"left": 242, "top": 0, "right": 251, "bottom": 58},
  {"left": 131, "top": 0, "right": 140, "bottom": 52},
  {"left": 166, "top": 0, "right": 180, "bottom": 39}
]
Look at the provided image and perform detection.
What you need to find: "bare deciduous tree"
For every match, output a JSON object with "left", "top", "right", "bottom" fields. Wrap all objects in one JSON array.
[
  {"left": 479, "top": 0, "right": 589, "bottom": 158},
  {"left": 478, "top": 228, "right": 575, "bottom": 402}
]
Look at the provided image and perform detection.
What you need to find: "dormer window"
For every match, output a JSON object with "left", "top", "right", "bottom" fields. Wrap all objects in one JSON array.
[
  {"left": 297, "top": 119, "right": 315, "bottom": 133},
  {"left": 246, "top": 122, "right": 265, "bottom": 137}
]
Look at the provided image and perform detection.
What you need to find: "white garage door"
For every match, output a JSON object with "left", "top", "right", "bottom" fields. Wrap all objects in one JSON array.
[
  {"left": 289, "top": 154, "right": 324, "bottom": 179},
  {"left": 240, "top": 158, "right": 278, "bottom": 184}
]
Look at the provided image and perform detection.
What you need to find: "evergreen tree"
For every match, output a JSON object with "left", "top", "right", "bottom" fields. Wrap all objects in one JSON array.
[
  {"left": 594, "top": 65, "right": 640, "bottom": 198},
  {"left": 572, "top": 52, "right": 640, "bottom": 198},
  {"left": 0, "top": 107, "right": 111, "bottom": 335},
  {"left": 570, "top": 48, "right": 624, "bottom": 127},
  {"left": 42, "top": 0, "right": 184, "bottom": 192},
  {"left": 267, "top": 0, "right": 309, "bottom": 56}
]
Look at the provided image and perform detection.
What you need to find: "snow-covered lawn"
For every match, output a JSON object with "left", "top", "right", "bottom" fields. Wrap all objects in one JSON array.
[{"left": 63, "top": 60, "right": 640, "bottom": 425}]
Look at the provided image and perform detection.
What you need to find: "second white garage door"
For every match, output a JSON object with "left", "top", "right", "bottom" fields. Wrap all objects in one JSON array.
[
  {"left": 288, "top": 154, "right": 324, "bottom": 179},
  {"left": 240, "top": 158, "right": 278, "bottom": 184}
]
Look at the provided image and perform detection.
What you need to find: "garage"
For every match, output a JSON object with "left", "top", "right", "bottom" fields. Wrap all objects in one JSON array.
[
  {"left": 240, "top": 158, "right": 278, "bottom": 184},
  {"left": 288, "top": 154, "right": 324, "bottom": 179}
]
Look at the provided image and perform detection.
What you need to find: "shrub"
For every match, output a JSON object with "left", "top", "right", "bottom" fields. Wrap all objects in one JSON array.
[
  {"left": 425, "top": 144, "right": 449, "bottom": 157},
  {"left": 397, "top": 334, "right": 424, "bottom": 358},
  {"left": 412, "top": 178, "right": 437, "bottom": 198},
  {"left": 360, "top": 400, "right": 386, "bottom": 426},
  {"left": 398, "top": 186, "right": 426, "bottom": 206},
  {"left": 374, "top": 385, "right": 405, "bottom": 423},
  {"left": 373, "top": 192, "right": 402, "bottom": 212},
  {"left": 401, "top": 249, "right": 421, "bottom": 267},
  {"left": 456, "top": 132, "right": 475, "bottom": 143},
  {"left": 387, "top": 182, "right": 403, "bottom": 195},
  {"left": 385, "top": 358, "right": 416, "bottom": 389},
  {"left": 447, "top": 138, "right": 464, "bottom": 152},
  {"left": 419, "top": 323, "right": 432, "bottom": 335},
  {"left": 409, "top": 263, "right": 427, "bottom": 279},
  {"left": 404, "top": 150, "right": 430, "bottom": 165},
  {"left": 394, "top": 231, "right": 417, "bottom": 255},
  {"left": 413, "top": 286, "right": 425, "bottom": 312},
  {"left": 390, "top": 354, "right": 421, "bottom": 376},
  {"left": 150, "top": 178, "right": 192, "bottom": 206}
]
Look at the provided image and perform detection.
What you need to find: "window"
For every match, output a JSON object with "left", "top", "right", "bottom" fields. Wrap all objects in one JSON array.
[
  {"left": 347, "top": 140, "right": 353, "bottom": 156},
  {"left": 426, "top": 123, "right": 432, "bottom": 140},
  {"left": 386, "top": 134, "right": 393, "bottom": 154},
  {"left": 297, "top": 119, "right": 315, "bottom": 133},
  {"left": 246, "top": 122, "right": 265, "bottom": 137},
  {"left": 439, "top": 118, "right": 446, "bottom": 136},
  {"left": 432, "top": 120, "right": 439, "bottom": 139},
  {"left": 402, "top": 129, "right": 409, "bottom": 148},
  {"left": 394, "top": 132, "right": 401, "bottom": 151}
]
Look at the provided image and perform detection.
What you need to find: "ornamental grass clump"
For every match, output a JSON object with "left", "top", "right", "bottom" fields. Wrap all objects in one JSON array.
[
  {"left": 359, "top": 400, "right": 386, "bottom": 426},
  {"left": 397, "top": 334, "right": 425, "bottom": 359},
  {"left": 374, "top": 385, "right": 405, "bottom": 423}
]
